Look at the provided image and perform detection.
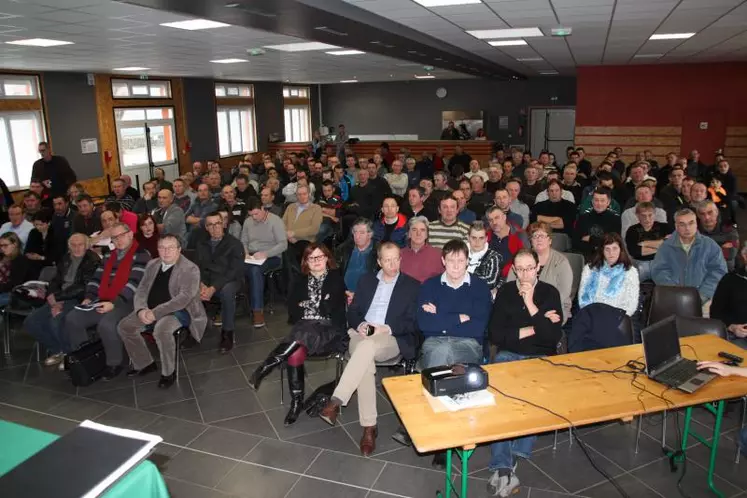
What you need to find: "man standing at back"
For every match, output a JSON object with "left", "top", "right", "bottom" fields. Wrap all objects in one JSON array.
[{"left": 31, "top": 141, "right": 76, "bottom": 197}]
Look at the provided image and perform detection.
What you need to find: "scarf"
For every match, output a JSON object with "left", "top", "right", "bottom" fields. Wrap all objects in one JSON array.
[
  {"left": 98, "top": 241, "right": 139, "bottom": 301},
  {"left": 580, "top": 262, "right": 627, "bottom": 305}
]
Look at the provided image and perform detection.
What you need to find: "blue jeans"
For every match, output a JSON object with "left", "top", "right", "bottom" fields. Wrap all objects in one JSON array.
[
  {"left": 244, "top": 257, "right": 281, "bottom": 310},
  {"left": 316, "top": 219, "right": 337, "bottom": 243},
  {"left": 24, "top": 301, "right": 77, "bottom": 354},
  {"left": 489, "top": 351, "right": 540, "bottom": 471},
  {"left": 0, "top": 292, "right": 10, "bottom": 307},
  {"left": 218, "top": 280, "right": 240, "bottom": 331},
  {"left": 740, "top": 428, "right": 747, "bottom": 458},
  {"left": 420, "top": 336, "right": 482, "bottom": 369}
]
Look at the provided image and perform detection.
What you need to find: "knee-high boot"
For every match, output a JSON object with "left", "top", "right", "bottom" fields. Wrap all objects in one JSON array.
[
  {"left": 284, "top": 364, "right": 305, "bottom": 426},
  {"left": 248, "top": 342, "right": 301, "bottom": 390}
]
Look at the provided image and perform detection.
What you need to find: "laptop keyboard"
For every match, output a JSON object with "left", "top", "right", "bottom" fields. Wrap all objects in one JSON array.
[{"left": 658, "top": 360, "right": 699, "bottom": 386}]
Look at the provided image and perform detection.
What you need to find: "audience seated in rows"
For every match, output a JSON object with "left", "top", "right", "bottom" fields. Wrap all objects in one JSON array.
[
  {"left": 624, "top": 201, "right": 672, "bottom": 281},
  {"left": 399, "top": 216, "right": 443, "bottom": 283}
]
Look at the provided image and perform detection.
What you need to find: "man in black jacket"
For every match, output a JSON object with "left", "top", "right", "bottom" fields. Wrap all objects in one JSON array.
[
  {"left": 31, "top": 141, "right": 76, "bottom": 197},
  {"left": 574, "top": 187, "right": 621, "bottom": 258},
  {"left": 318, "top": 242, "right": 420, "bottom": 456},
  {"left": 195, "top": 212, "right": 244, "bottom": 353}
]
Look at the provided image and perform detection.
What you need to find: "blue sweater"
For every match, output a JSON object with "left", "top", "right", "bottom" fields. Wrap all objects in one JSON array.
[{"left": 417, "top": 274, "right": 492, "bottom": 340}]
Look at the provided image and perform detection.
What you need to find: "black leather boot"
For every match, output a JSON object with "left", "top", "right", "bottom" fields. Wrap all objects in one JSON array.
[
  {"left": 284, "top": 364, "right": 305, "bottom": 426},
  {"left": 219, "top": 329, "right": 234, "bottom": 354},
  {"left": 248, "top": 342, "right": 301, "bottom": 390}
]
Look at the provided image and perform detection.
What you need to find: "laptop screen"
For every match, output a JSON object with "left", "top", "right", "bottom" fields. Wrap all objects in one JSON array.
[{"left": 642, "top": 316, "right": 681, "bottom": 374}]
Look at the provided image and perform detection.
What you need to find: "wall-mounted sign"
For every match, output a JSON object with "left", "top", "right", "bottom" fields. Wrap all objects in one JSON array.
[
  {"left": 699, "top": 122, "right": 709, "bottom": 130},
  {"left": 80, "top": 138, "right": 98, "bottom": 154}
]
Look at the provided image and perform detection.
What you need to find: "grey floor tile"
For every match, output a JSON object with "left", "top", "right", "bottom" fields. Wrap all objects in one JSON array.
[
  {"left": 640, "top": 410, "right": 706, "bottom": 449},
  {"left": 22, "top": 364, "right": 78, "bottom": 394},
  {"left": 231, "top": 340, "right": 279, "bottom": 366},
  {"left": 375, "top": 445, "right": 444, "bottom": 472},
  {"left": 188, "top": 427, "right": 263, "bottom": 459},
  {"left": 216, "top": 462, "right": 299, "bottom": 498},
  {"left": 183, "top": 350, "right": 237, "bottom": 375},
  {"left": 580, "top": 473, "right": 664, "bottom": 498},
  {"left": 631, "top": 457, "right": 741, "bottom": 498},
  {"left": 372, "top": 462, "right": 451, "bottom": 498},
  {"left": 456, "top": 474, "right": 530, "bottom": 498},
  {"left": 135, "top": 379, "right": 194, "bottom": 409},
  {"left": 197, "top": 388, "right": 263, "bottom": 423},
  {"left": 234, "top": 326, "right": 273, "bottom": 345},
  {"left": 0, "top": 365, "right": 26, "bottom": 383},
  {"left": 686, "top": 439, "right": 747, "bottom": 491},
  {"left": 691, "top": 404, "right": 743, "bottom": 433},
  {"left": 337, "top": 391, "right": 394, "bottom": 426},
  {"left": 342, "top": 412, "right": 407, "bottom": 456},
  {"left": 163, "top": 448, "right": 236, "bottom": 488},
  {"left": 529, "top": 440, "right": 624, "bottom": 494},
  {"left": 528, "top": 490, "right": 582, "bottom": 498},
  {"left": 0, "top": 381, "right": 70, "bottom": 411},
  {"left": 581, "top": 422, "right": 666, "bottom": 471},
  {"left": 242, "top": 438, "right": 321, "bottom": 472},
  {"left": 265, "top": 405, "right": 337, "bottom": 440},
  {"left": 141, "top": 416, "right": 207, "bottom": 445},
  {"left": 93, "top": 405, "right": 159, "bottom": 430},
  {"left": 0, "top": 405, "right": 78, "bottom": 435},
  {"left": 75, "top": 374, "right": 135, "bottom": 396},
  {"left": 305, "top": 450, "right": 385, "bottom": 487},
  {"left": 470, "top": 455, "right": 566, "bottom": 493},
  {"left": 146, "top": 398, "right": 204, "bottom": 423},
  {"left": 285, "top": 476, "right": 368, "bottom": 498},
  {"left": 190, "top": 366, "right": 249, "bottom": 397},
  {"left": 212, "top": 412, "right": 279, "bottom": 439},
  {"left": 81, "top": 385, "right": 136, "bottom": 408},
  {"left": 148, "top": 443, "right": 182, "bottom": 472},
  {"left": 164, "top": 477, "right": 234, "bottom": 498},
  {"left": 47, "top": 397, "right": 113, "bottom": 421},
  {"left": 289, "top": 426, "right": 360, "bottom": 455}
]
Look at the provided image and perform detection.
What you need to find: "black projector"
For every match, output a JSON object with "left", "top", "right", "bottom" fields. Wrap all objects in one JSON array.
[{"left": 422, "top": 363, "right": 489, "bottom": 397}]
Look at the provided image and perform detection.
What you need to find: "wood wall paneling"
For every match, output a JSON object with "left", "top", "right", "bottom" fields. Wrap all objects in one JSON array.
[
  {"left": 575, "top": 126, "right": 682, "bottom": 136},
  {"left": 725, "top": 126, "right": 747, "bottom": 188}
]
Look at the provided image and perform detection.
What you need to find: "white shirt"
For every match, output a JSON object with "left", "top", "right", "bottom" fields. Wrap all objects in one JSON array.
[
  {"left": 0, "top": 220, "right": 33, "bottom": 249},
  {"left": 364, "top": 270, "right": 399, "bottom": 332},
  {"left": 440, "top": 271, "right": 471, "bottom": 290}
]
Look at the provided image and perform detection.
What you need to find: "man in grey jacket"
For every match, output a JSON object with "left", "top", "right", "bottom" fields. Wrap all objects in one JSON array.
[
  {"left": 155, "top": 189, "right": 186, "bottom": 246},
  {"left": 117, "top": 234, "right": 207, "bottom": 388}
]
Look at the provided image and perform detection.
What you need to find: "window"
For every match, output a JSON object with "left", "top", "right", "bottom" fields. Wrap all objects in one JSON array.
[
  {"left": 0, "top": 75, "right": 39, "bottom": 98},
  {"left": 283, "top": 86, "right": 311, "bottom": 143},
  {"left": 0, "top": 111, "right": 45, "bottom": 189},
  {"left": 114, "top": 107, "right": 176, "bottom": 168},
  {"left": 217, "top": 107, "right": 256, "bottom": 157},
  {"left": 111, "top": 79, "right": 172, "bottom": 99},
  {"left": 215, "top": 83, "right": 252, "bottom": 98}
]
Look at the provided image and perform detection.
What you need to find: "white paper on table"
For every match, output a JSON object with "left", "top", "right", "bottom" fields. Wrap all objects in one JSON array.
[
  {"left": 78, "top": 420, "right": 162, "bottom": 498},
  {"left": 422, "top": 387, "right": 496, "bottom": 412},
  {"left": 245, "top": 257, "right": 267, "bottom": 266}
]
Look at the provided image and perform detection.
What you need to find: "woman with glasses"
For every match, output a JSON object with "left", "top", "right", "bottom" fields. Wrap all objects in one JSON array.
[
  {"left": 248, "top": 243, "right": 347, "bottom": 425},
  {"left": 135, "top": 213, "right": 160, "bottom": 258},
  {"left": 578, "top": 232, "right": 639, "bottom": 316},
  {"left": 486, "top": 248, "right": 563, "bottom": 496},
  {"left": 467, "top": 221, "right": 501, "bottom": 296},
  {"left": 506, "top": 222, "right": 573, "bottom": 323},
  {"left": 0, "top": 232, "right": 33, "bottom": 307}
]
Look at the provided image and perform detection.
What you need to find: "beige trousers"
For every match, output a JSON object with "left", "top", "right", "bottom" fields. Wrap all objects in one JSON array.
[{"left": 332, "top": 328, "right": 400, "bottom": 427}]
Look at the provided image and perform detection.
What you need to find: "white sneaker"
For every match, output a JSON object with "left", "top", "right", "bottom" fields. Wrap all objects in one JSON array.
[
  {"left": 58, "top": 356, "right": 67, "bottom": 371},
  {"left": 43, "top": 353, "right": 64, "bottom": 367},
  {"left": 487, "top": 470, "right": 520, "bottom": 497}
]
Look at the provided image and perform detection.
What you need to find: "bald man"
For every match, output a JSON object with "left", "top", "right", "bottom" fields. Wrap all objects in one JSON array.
[{"left": 155, "top": 189, "right": 186, "bottom": 245}]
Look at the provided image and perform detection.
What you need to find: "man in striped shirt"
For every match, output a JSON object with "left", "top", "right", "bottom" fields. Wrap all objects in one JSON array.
[
  {"left": 428, "top": 195, "right": 469, "bottom": 249},
  {"left": 62, "top": 222, "right": 151, "bottom": 380}
]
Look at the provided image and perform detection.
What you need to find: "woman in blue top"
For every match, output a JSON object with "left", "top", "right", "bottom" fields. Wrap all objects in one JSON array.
[{"left": 578, "top": 232, "right": 639, "bottom": 316}]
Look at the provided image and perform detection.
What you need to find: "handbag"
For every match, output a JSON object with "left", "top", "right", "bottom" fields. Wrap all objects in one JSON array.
[{"left": 64, "top": 339, "right": 106, "bottom": 386}]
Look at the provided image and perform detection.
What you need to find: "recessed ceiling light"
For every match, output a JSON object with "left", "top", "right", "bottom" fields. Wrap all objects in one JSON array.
[
  {"left": 340, "top": 79, "right": 358, "bottom": 83},
  {"left": 160, "top": 19, "right": 230, "bottom": 30},
  {"left": 467, "top": 28, "right": 543, "bottom": 40},
  {"left": 210, "top": 58, "right": 248, "bottom": 63},
  {"left": 414, "top": 75, "right": 436, "bottom": 79},
  {"left": 633, "top": 54, "right": 663, "bottom": 58},
  {"left": 649, "top": 33, "right": 695, "bottom": 40},
  {"left": 264, "top": 42, "right": 339, "bottom": 52},
  {"left": 517, "top": 57, "right": 542, "bottom": 62},
  {"left": 6, "top": 38, "right": 73, "bottom": 47},
  {"left": 326, "top": 50, "right": 365, "bottom": 55},
  {"left": 488, "top": 40, "right": 527, "bottom": 47},
  {"left": 413, "top": 0, "right": 482, "bottom": 6},
  {"left": 113, "top": 66, "right": 151, "bottom": 71},
  {"left": 539, "top": 70, "right": 559, "bottom": 75}
]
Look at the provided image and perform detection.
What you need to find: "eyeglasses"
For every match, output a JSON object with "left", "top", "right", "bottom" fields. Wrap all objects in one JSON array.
[
  {"left": 514, "top": 266, "right": 537, "bottom": 273},
  {"left": 111, "top": 230, "right": 131, "bottom": 241},
  {"left": 531, "top": 233, "right": 549, "bottom": 240},
  {"left": 158, "top": 246, "right": 179, "bottom": 252},
  {"left": 307, "top": 255, "right": 327, "bottom": 263}
]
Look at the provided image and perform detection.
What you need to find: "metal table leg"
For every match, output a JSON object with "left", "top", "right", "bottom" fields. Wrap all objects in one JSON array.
[
  {"left": 677, "top": 401, "right": 726, "bottom": 498},
  {"left": 438, "top": 445, "right": 476, "bottom": 498}
]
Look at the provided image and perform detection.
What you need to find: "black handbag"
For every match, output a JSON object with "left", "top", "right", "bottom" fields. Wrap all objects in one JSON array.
[{"left": 64, "top": 339, "right": 106, "bottom": 386}]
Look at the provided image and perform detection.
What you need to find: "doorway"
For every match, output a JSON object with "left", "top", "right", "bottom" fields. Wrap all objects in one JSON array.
[{"left": 530, "top": 108, "right": 576, "bottom": 160}]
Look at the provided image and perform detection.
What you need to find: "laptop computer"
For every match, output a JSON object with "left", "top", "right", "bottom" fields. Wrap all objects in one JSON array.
[{"left": 641, "top": 316, "right": 715, "bottom": 393}]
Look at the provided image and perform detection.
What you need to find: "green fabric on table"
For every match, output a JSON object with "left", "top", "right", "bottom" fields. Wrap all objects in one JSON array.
[{"left": 0, "top": 420, "right": 170, "bottom": 498}]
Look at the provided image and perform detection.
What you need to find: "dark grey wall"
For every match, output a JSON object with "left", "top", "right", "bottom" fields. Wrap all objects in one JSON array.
[
  {"left": 320, "top": 77, "right": 577, "bottom": 144},
  {"left": 253, "top": 81, "right": 285, "bottom": 150},
  {"left": 183, "top": 77, "right": 218, "bottom": 163},
  {"left": 44, "top": 72, "right": 101, "bottom": 180}
]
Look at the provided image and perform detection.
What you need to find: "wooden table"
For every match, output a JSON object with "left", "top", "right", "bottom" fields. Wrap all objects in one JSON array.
[{"left": 383, "top": 335, "right": 747, "bottom": 498}]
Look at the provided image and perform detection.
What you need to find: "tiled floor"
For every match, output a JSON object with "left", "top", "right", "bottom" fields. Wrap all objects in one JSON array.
[{"left": 1, "top": 306, "right": 746, "bottom": 498}]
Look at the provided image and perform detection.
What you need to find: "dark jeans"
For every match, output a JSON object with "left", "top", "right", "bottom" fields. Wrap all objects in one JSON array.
[
  {"left": 244, "top": 257, "right": 281, "bottom": 310},
  {"left": 216, "top": 281, "right": 240, "bottom": 331},
  {"left": 740, "top": 427, "right": 747, "bottom": 458},
  {"left": 0, "top": 292, "right": 10, "bottom": 307},
  {"left": 24, "top": 301, "right": 77, "bottom": 354}
]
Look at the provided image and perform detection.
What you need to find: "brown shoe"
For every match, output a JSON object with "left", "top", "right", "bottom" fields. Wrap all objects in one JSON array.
[
  {"left": 360, "top": 426, "right": 378, "bottom": 456},
  {"left": 319, "top": 398, "right": 341, "bottom": 426},
  {"left": 253, "top": 310, "right": 265, "bottom": 328}
]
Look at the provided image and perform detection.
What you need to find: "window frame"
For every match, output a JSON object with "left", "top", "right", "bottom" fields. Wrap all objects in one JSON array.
[
  {"left": 0, "top": 109, "right": 46, "bottom": 189},
  {"left": 113, "top": 106, "right": 178, "bottom": 170},
  {"left": 0, "top": 75, "right": 40, "bottom": 99},
  {"left": 216, "top": 105, "right": 257, "bottom": 157},
  {"left": 111, "top": 78, "right": 172, "bottom": 99},
  {"left": 282, "top": 86, "right": 311, "bottom": 143},
  {"left": 215, "top": 83, "right": 253, "bottom": 98}
]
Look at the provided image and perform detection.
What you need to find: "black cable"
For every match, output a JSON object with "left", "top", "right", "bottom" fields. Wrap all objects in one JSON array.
[{"left": 486, "top": 383, "right": 633, "bottom": 498}]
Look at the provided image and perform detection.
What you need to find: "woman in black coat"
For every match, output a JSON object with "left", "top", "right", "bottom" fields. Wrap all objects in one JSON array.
[
  {"left": 0, "top": 232, "right": 33, "bottom": 307},
  {"left": 248, "top": 243, "right": 347, "bottom": 425},
  {"left": 25, "top": 210, "right": 64, "bottom": 279}
]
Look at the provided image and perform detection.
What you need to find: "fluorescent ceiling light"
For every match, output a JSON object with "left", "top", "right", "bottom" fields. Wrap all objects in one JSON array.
[
  {"left": 467, "top": 27, "right": 543, "bottom": 40},
  {"left": 264, "top": 42, "right": 339, "bottom": 52},
  {"left": 413, "top": 0, "right": 482, "bottom": 6},
  {"left": 488, "top": 40, "right": 527, "bottom": 47},
  {"left": 517, "top": 57, "right": 543, "bottom": 62},
  {"left": 414, "top": 75, "right": 436, "bottom": 79},
  {"left": 633, "top": 54, "right": 663, "bottom": 58},
  {"left": 539, "top": 70, "right": 559, "bottom": 75},
  {"left": 340, "top": 79, "right": 358, "bottom": 83},
  {"left": 113, "top": 66, "right": 150, "bottom": 71},
  {"left": 326, "top": 50, "right": 365, "bottom": 55},
  {"left": 6, "top": 38, "right": 73, "bottom": 47},
  {"left": 210, "top": 58, "right": 248, "bottom": 63},
  {"left": 160, "top": 19, "right": 230, "bottom": 30},
  {"left": 649, "top": 33, "right": 695, "bottom": 40}
]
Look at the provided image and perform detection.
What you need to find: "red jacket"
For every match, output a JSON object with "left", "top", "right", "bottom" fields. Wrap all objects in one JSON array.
[{"left": 485, "top": 229, "right": 525, "bottom": 277}]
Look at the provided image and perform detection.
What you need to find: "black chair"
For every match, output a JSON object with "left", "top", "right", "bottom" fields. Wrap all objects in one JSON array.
[
  {"left": 139, "top": 326, "right": 188, "bottom": 382},
  {"left": 673, "top": 316, "right": 727, "bottom": 339},
  {"left": 646, "top": 285, "right": 702, "bottom": 326},
  {"left": 264, "top": 266, "right": 284, "bottom": 315}
]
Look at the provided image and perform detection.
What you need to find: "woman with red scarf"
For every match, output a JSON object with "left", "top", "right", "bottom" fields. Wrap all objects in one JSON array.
[{"left": 62, "top": 222, "right": 151, "bottom": 380}]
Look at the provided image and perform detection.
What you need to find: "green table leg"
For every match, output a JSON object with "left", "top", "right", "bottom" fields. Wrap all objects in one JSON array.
[
  {"left": 437, "top": 447, "right": 475, "bottom": 498},
  {"left": 677, "top": 401, "right": 726, "bottom": 498}
]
